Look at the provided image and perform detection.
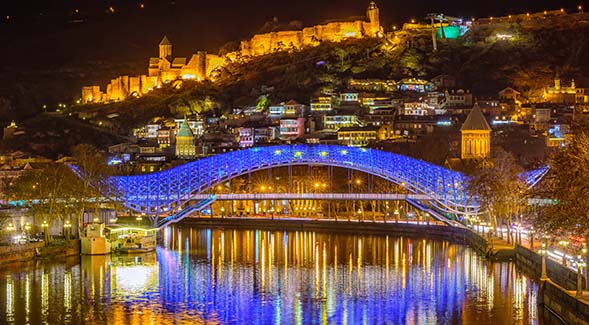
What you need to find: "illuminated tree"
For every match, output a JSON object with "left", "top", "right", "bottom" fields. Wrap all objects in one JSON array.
[
  {"left": 175, "top": 96, "right": 217, "bottom": 116},
  {"left": 332, "top": 47, "right": 351, "bottom": 72},
  {"left": 256, "top": 95, "right": 268, "bottom": 112},
  {"left": 7, "top": 163, "right": 82, "bottom": 240},
  {"left": 71, "top": 144, "right": 111, "bottom": 230},
  {"left": 467, "top": 148, "right": 526, "bottom": 244},
  {"left": 536, "top": 127, "right": 589, "bottom": 279},
  {"left": 8, "top": 144, "right": 110, "bottom": 240}
]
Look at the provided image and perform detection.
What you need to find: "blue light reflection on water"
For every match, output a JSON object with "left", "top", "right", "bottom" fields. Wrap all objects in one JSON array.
[
  {"left": 155, "top": 228, "right": 538, "bottom": 324},
  {"left": 0, "top": 228, "right": 540, "bottom": 324}
]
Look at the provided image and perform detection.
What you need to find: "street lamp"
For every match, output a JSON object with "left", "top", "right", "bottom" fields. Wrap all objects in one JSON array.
[
  {"left": 64, "top": 220, "right": 72, "bottom": 240},
  {"left": 6, "top": 223, "right": 15, "bottom": 232},
  {"left": 576, "top": 255, "right": 586, "bottom": 298},
  {"left": 559, "top": 240, "right": 569, "bottom": 266},
  {"left": 42, "top": 220, "right": 49, "bottom": 242},
  {"left": 540, "top": 242, "right": 549, "bottom": 281}
]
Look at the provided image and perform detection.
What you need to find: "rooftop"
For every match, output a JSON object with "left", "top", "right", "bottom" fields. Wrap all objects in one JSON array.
[
  {"left": 176, "top": 119, "right": 194, "bottom": 137},
  {"left": 461, "top": 104, "right": 491, "bottom": 131},
  {"left": 159, "top": 36, "right": 172, "bottom": 46}
]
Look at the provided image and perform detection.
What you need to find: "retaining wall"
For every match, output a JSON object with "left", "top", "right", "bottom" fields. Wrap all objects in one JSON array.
[
  {"left": 516, "top": 245, "right": 586, "bottom": 290},
  {"left": 539, "top": 280, "right": 589, "bottom": 325},
  {"left": 0, "top": 242, "right": 45, "bottom": 265},
  {"left": 0, "top": 240, "right": 80, "bottom": 265}
]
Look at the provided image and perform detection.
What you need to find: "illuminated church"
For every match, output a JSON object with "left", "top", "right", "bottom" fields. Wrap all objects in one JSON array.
[
  {"left": 148, "top": 36, "right": 224, "bottom": 84},
  {"left": 82, "top": 37, "right": 224, "bottom": 104},
  {"left": 460, "top": 103, "right": 491, "bottom": 160},
  {"left": 175, "top": 118, "right": 197, "bottom": 159}
]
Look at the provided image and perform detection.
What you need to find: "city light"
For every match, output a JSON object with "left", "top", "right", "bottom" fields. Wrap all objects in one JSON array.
[
  {"left": 114, "top": 264, "right": 158, "bottom": 294},
  {"left": 109, "top": 227, "right": 158, "bottom": 233},
  {"left": 5, "top": 2, "right": 588, "bottom": 322}
]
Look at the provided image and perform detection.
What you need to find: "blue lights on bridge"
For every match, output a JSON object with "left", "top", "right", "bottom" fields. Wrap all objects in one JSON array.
[
  {"left": 78, "top": 145, "right": 476, "bottom": 216},
  {"left": 71, "top": 144, "right": 549, "bottom": 219}
]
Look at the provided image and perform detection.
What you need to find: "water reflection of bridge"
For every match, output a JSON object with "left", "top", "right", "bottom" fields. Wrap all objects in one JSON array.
[{"left": 0, "top": 227, "right": 538, "bottom": 323}]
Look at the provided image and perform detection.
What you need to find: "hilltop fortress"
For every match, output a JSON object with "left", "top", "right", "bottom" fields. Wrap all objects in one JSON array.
[
  {"left": 81, "top": 2, "right": 382, "bottom": 104},
  {"left": 240, "top": 1, "right": 382, "bottom": 56},
  {"left": 82, "top": 37, "right": 224, "bottom": 103}
]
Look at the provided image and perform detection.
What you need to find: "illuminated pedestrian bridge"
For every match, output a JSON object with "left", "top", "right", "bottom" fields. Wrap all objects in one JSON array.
[{"left": 71, "top": 145, "right": 548, "bottom": 226}]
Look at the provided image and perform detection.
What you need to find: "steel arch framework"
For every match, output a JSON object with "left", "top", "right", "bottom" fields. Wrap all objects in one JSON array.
[{"left": 76, "top": 145, "right": 482, "bottom": 216}]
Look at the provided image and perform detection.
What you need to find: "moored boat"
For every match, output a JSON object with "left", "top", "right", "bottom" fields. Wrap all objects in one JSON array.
[{"left": 109, "top": 226, "right": 157, "bottom": 254}]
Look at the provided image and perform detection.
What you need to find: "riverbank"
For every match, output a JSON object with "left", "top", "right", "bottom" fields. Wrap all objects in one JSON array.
[
  {"left": 515, "top": 244, "right": 589, "bottom": 324},
  {"left": 0, "top": 239, "right": 80, "bottom": 266}
]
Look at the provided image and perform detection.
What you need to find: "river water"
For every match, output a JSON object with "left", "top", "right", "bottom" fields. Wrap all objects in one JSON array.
[{"left": 0, "top": 227, "right": 541, "bottom": 324}]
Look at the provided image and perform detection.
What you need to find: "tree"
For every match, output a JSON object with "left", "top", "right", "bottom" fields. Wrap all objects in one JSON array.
[
  {"left": 467, "top": 148, "right": 527, "bottom": 244},
  {"left": 8, "top": 144, "right": 111, "bottom": 241},
  {"left": 7, "top": 163, "right": 83, "bottom": 240},
  {"left": 70, "top": 144, "right": 111, "bottom": 234},
  {"left": 332, "top": 47, "right": 350, "bottom": 72},
  {"left": 174, "top": 96, "right": 218, "bottom": 116},
  {"left": 535, "top": 128, "right": 589, "bottom": 284}
]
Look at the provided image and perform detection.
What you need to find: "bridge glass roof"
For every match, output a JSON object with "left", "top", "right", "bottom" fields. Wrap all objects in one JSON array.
[
  {"left": 99, "top": 145, "right": 475, "bottom": 215},
  {"left": 71, "top": 145, "right": 547, "bottom": 217}
]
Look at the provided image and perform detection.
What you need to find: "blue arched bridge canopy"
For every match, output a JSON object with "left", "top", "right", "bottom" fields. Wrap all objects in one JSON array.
[{"left": 73, "top": 145, "right": 548, "bottom": 216}]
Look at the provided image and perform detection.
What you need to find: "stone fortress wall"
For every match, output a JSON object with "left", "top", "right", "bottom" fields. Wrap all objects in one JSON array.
[
  {"left": 240, "top": 2, "right": 382, "bottom": 56},
  {"left": 81, "top": 2, "right": 382, "bottom": 104},
  {"left": 82, "top": 40, "right": 225, "bottom": 103}
]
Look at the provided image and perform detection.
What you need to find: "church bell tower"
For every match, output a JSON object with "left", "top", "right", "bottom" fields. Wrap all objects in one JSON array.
[
  {"left": 159, "top": 36, "right": 173, "bottom": 59},
  {"left": 461, "top": 103, "right": 491, "bottom": 160}
]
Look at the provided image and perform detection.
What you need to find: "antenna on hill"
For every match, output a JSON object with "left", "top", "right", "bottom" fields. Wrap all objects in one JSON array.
[{"left": 425, "top": 13, "right": 449, "bottom": 51}]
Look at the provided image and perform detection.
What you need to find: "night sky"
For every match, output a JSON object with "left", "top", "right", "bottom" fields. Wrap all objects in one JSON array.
[{"left": 0, "top": 0, "right": 585, "bottom": 67}]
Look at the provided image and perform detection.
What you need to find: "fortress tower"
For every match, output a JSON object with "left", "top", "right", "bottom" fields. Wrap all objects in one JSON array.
[
  {"left": 159, "top": 36, "right": 173, "bottom": 59},
  {"left": 366, "top": 1, "right": 381, "bottom": 36}
]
